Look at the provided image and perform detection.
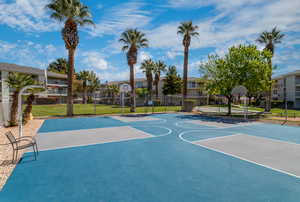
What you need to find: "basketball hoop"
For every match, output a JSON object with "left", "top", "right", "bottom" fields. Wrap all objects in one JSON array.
[
  {"left": 231, "top": 85, "right": 248, "bottom": 96},
  {"left": 119, "top": 84, "right": 131, "bottom": 113},
  {"left": 18, "top": 69, "right": 48, "bottom": 137},
  {"left": 44, "top": 69, "right": 48, "bottom": 88},
  {"left": 120, "top": 84, "right": 131, "bottom": 93},
  {"left": 39, "top": 70, "right": 48, "bottom": 98}
]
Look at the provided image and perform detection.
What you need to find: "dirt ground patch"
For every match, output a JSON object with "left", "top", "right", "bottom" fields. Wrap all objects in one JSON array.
[{"left": 0, "top": 119, "right": 44, "bottom": 190}]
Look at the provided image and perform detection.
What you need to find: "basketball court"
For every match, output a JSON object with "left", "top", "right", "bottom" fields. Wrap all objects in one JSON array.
[{"left": 1, "top": 113, "right": 300, "bottom": 202}]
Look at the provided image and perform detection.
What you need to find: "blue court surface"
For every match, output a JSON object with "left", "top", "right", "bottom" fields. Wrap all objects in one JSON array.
[{"left": 1, "top": 113, "right": 300, "bottom": 202}]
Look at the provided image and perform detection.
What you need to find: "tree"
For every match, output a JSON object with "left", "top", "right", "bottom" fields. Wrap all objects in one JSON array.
[
  {"left": 177, "top": 21, "right": 199, "bottom": 102},
  {"left": 47, "top": 58, "right": 68, "bottom": 74},
  {"left": 136, "top": 88, "right": 149, "bottom": 98},
  {"left": 200, "top": 45, "right": 271, "bottom": 115},
  {"left": 23, "top": 94, "right": 35, "bottom": 124},
  {"left": 108, "top": 85, "right": 119, "bottom": 104},
  {"left": 153, "top": 60, "right": 167, "bottom": 99},
  {"left": 256, "top": 27, "right": 284, "bottom": 112},
  {"left": 162, "top": 66, "right": 182, "bottom": 96},
  {"left": 6, "top": 73, "right": 35, "bottom": 126},
  {"left": 140, "top": 59, "right": 154, "bottom": 103},
  {"left": 87, "top": 71, "right": 100, "bottom": 103},
  {"left": 46, "top": 0, "right": 94, "bottom": 116},
  {"left": 119, "top": 29, "right": 148, "bottom": 112},
  {"left": 77, "top": 70, "right": 90, "bottom": 104}
]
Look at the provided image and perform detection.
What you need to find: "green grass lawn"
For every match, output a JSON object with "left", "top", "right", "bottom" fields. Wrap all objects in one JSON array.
[{"left": 30, "top": 104, "right": 181, "bottom": 117}]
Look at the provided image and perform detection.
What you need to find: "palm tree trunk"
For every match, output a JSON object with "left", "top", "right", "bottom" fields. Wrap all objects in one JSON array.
[
  {"left": 83, "top": 81, "right": 87, "bottom": 104},
  {"left": 23, "top": 93, "right": 35, "bottom": 124},
  {"left": 67, "top": 48, "right": 75, "bottom": 116},
  {"left": 182, "top": 46, "right": 189, "bottom": 103},
  {"left": 129, "top": 64, "right": 136, "bottom": 112},
  {"left": 155, "top": 82, "right": 159, "bottom": 99},
  {"left": 10, "top": 91, "right": 19, "bottom": 126},
  {"left": 147, "top": 79, "right": 152, "bottom": 103}
]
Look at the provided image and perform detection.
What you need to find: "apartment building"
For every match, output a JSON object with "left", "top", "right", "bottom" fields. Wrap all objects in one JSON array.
[
  {"left": 0, "top": 62, "right": 68, "bottom": 125},
  {"left": 272, "top": 70, "right": 300, "bottom": 108},
  {"left": 108, "top": 77, "right": 204, "bottom": 98}
]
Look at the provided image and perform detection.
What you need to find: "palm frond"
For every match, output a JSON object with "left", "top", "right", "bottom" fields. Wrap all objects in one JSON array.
[
  {"left": 46, "top": 0, "right": 93, "bottom": 27},
  {"left": 119, "top": 28, "right": 148, "bottom": 52}
]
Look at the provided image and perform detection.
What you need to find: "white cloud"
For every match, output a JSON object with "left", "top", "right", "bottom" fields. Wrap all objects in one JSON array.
[
  {"left": 166, "top": 50, "right": 182, "bottom": 59},
  {"left": 97, "top": 70, "right": 129, "bottom": 82},
  {"left": 0, "top": 40, "right": 64, "bottom": 68},
  {"left": 135, "top": 51, "right": 152, "bottom": 75},
  {"left": 147, "top": 22, "right": 181, "bottom": 49},
  {"left": 89, "top": 1, "right": 151, "bottom": 37},
  {"left": 81, "top": 51, "right": 110, "bottom": 70},
  {"left": 149, "top": 0, "right": 300, "bottom": 51},
  {"left": 0, "top": 40, "right": 16, "bottom": 53},
  {"left": 167, "top": 0, "right": 266, "bottom": 9},
  {"left": 138, "top": 51, "right": 151, "bottom": 62},
  {"left": 0, "top": 0, "right": 59, "bottom": 32}
]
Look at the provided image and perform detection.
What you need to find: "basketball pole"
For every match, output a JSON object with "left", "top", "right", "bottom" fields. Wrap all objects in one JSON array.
[
  {"left": 119, "top": 84, "right": 131, "bottom": 115},
  {"left": 244, "top": 96, "right": 247, "bottom": 120},
  {"left": 18, "top": 70, "right": 47, "bottom": 138}
]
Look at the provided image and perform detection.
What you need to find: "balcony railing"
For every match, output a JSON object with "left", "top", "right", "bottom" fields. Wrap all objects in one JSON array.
[
  {"left": 47, "top": 79, "right": 68, "bottom": 86},
  {"left": 47, "top": 89, "right": 67, "bottom": 95},
  {"left": 295, "top": 79, "right": 300, "bottom": 85},
  {"left": 295, "top": 91, "right": 300, "bottom": 97}
]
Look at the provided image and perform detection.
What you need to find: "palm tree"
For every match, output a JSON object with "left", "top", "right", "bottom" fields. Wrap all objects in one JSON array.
[
  {"left": 256, "top": 27, "right": 284, "bottom": 112},
  {"left": 153, "top": 60, "right": 167, "bottom": 99},
  {"left": 140, "top": 59, "right": 155, "bottom": 103},
  {"left": 47, "top": 58, "right": 68, "bottom": 74},
  {"left": 46, "top": 0, "right": 94, "bottom": 116},
  {"left": 23, "top": 93, "right": 35, "bottom": 124},
  {"left": 119, "top": 29, "right": 148, "bottom": 112},
  {"left": 177, "top": 21, "right": 199, "bottom": 103},
  {"left": 108, "top": 85, "right": 119, "bottom": 104},
  {"left": 87, "top": 71, "right": 100, "bottom": 103},
  {"left": 6, "top": 73, "right": 35, "bottom": 126},
  {"left": 77, "top": 70, "right": 90, "bottom": 104}
]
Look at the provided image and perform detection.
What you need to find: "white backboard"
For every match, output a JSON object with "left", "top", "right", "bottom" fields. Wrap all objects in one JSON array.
[
  {"left": 120, "top": 84, "right": 131, "bottom": 93},
  {"left": 231, "top": 85, "right": 248, "bottom": 96}
]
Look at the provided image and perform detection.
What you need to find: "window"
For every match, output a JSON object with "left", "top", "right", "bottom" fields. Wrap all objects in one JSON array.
[{"left": 188, "top": 81, "right": 196, "bottom": 88}]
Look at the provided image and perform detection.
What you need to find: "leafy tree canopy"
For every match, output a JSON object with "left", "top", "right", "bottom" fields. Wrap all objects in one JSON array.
[
  {"left": 200, "top": 44, "right": 272, "bottom": 114},
  {"left": 162, "top": 66, "right": 182, "bottom": 95}
]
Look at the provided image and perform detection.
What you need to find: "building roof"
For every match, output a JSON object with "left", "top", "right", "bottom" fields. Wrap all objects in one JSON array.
[
  {"left": 0, "top": 62, "right": 67, "bottom": 79},
  {"left": 273, "top": 69, "right": 300, "bottom": 80}
]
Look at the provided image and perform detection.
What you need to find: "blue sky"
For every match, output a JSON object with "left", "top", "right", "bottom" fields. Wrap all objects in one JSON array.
[{"left": 0, "top": 0, "right": 299, "bottom": 81}]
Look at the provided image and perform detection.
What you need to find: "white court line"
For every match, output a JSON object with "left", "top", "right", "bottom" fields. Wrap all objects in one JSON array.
[
  {"left": 175, "top": 120, "right": 262, "bottom": 130},
  {"left": 152, "top": 126, "right": 172, "bottom": 137},
  {"left": 131, "top": 118, "right": 167, "bottom": 124},
  {"left": 178, "top": 130, "right": 235, "bottom": 143},
  {"left": 179, "top": 132, "right": 300, "bottom": 179},
  {"left": 134, "top": 126, "right": 172, "bottom": 137},
  {"left": 111, "top": 115, "right": 167, "bottom": 123}
]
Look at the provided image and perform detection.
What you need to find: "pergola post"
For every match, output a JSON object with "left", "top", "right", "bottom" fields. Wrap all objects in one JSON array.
[{"left": 1, "top": 70, "right": 10, "bottom": 126}]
